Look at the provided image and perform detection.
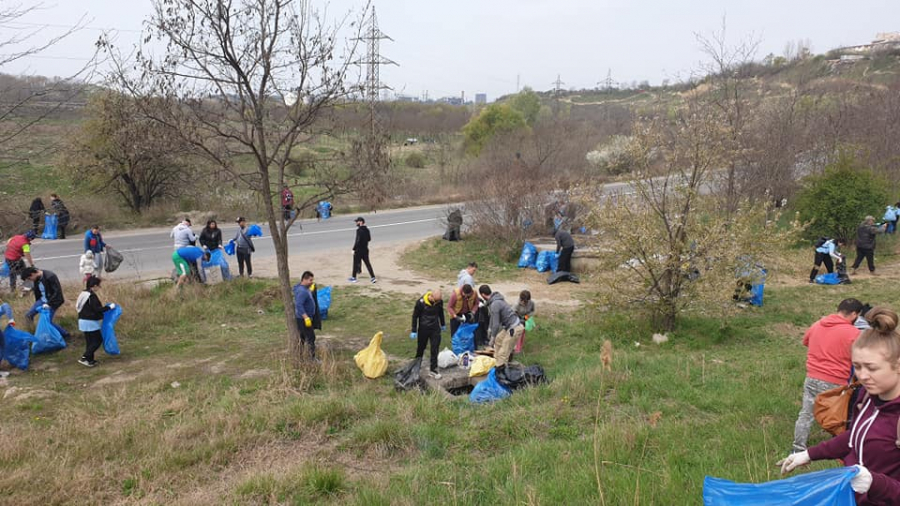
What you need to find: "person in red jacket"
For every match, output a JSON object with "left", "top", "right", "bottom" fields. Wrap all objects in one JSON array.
[
  {"left": 781, "top": 307, "right": 900, "bottom": 504},
  {"left": 4, "top": 230, "right": 35, "bottom": 293},
  {"left": 281, "top": 185, "right": 294, "bottom": 221},
  {"left": 791, "top": 298, "right": 864, "bottom": 452}
]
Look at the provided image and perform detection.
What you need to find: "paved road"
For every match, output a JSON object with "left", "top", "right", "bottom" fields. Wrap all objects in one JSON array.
[{"left": 28, "top": 205, "right": 453, "bottom": 283}]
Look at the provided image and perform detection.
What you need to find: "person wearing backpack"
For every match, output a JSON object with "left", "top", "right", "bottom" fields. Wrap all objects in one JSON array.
[
  {"left": 810, "top": 237, "right": 845, "bottom": 284},
  {"left": 780, "top": 307, "right": 900, "bottom": 504},
  {"left": 233, "top": 217, "right": 255, "bottom": 277},
  {"left": 789, "top": 298, "right": 863, "bottom": 453},
  {"left": 75, "top": 276, "right": 114, "bottom": 367}
]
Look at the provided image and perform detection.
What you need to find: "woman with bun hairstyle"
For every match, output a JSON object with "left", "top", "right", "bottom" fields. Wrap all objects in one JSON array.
[{"left": 780, "top": 307, "right": 900, "bottom": 504}]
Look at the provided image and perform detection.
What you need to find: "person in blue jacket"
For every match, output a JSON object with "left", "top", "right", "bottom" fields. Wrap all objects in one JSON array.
[
  {"left": 883, "top": 205, "right": 898, "bottom": 234},
  {"left": 810, "top": 237, "right": 844, "bottom": 283},
  {"left": 292, "top": 270, "right": 318, "bottom": 361},
  {"left": 83, "top": 225, "right": 107, "bottom": 275},
  {"left": 172, "top": 246, "right": 209, "bottom": 288}
]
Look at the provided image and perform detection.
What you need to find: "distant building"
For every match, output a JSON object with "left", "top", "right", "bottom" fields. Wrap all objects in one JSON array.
[
  {"left": 833, "top": 32, "right": 900, "bottom": 57},
  {"left": 438, "top": 96, "right": 463, "bottom": 106},
  {"left": 475, "top": 93, "right": 487, "bottom": 105}
]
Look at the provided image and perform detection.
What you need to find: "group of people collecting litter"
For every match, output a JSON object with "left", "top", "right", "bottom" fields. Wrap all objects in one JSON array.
[
  {"left": 409, "top": 261, "right": 535, "bottom": 379},
  {"left": 809, "top": 214, "right": 895, "bottom": 284}
]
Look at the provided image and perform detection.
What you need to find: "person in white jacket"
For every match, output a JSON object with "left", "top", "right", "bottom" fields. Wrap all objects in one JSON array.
[
  {"left": 79, "top": 250, "right": 95, "bottom": 284},
  {"left": 170, "top": 218, "right": 197, "bottom": 249}
]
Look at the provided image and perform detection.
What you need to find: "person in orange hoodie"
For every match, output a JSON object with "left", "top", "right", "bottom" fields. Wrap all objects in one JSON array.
[{"left": 791, "top": 298, "right": 864, "bottom": 452}]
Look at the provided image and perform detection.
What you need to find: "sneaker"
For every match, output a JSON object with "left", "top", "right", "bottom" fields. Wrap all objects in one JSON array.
[
  {"left": 77, "top": 358, "right": 96, "bottom": 368},
  {"left": 348, "top": 277, "right": 358, "bottom": 283},
  {"left": 808, "top": 279, "right": 814, "bottom": 284},
  {"left": 370, "top": 277, "right": 377, "bottom": 284},
  {"left": 428, "top": 370, "right": 442, "bottom": 380}
]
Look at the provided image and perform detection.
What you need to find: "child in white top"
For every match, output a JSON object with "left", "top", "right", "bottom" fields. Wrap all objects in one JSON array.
[{"left": 79, "top": 250, "right": 95, "bottom": 283}]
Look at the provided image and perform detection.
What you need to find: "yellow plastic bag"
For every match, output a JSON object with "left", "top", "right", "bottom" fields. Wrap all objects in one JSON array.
[
  {"left": 354, "top": 331, "right": 388, "bottom": 379},
  {"left": 469, "top": 355, "right": 496, "bottom": 377}
]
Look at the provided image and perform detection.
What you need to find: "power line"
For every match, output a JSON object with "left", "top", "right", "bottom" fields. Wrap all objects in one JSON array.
[{"left": 0, "top": 21, "right": 142, "bottom": 34}]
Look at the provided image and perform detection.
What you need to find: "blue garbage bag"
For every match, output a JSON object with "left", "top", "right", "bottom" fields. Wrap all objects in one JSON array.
[
  {"left": 815, "top": 272, "right": 840, "bottom": 285},
  {"left": 42, "top": 213, "right": 58, "bottom": 240},
  {"left": 517, "top": 242, "right": 538, "bottom": 269},
  {"left": 469, "top": 368, "right": 512, "bottom": 404},
  {"left": 2, "top": 324, "right": 36, "bottom": 370},
  {"left": 0, "top": 260, "right": 8, "bottom": 277},
  {"left": 32, "top": 307, "right": 66, "bottom": 354},
  {"left": 536, "top": 250, "right": 558, "bottom": 273},
  {"left": 202, "top": 249, "right": 228, "bottom": 269},
  {"left": 451, "top": 322, "right": 477, "bottom": 355},
  {"left": 749, "top": 269, "right": 767, "bottom": 307},
  {"left": 224, "top": 239, "right": 236, "bottom": 256},
  {"left": 246, "top": 224, "right": 263, "bottom": 237},
  {"left": 703, "top": 466, "right": 858, "bottom": 506},
  {"left": 317, "top": 286, "right": 332, "bottom": 320},
  {"left": 102, "top": 304, "right": 122, "bottom": 355},
  {"left": 318, "top": 201, "right": 332, "bottom": 220}
]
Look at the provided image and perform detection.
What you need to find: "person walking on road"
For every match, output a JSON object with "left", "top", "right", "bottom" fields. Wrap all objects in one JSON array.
[
  {"left": 281, "top": 185, "right": 294, "bottom": 221},
  {"left": 21, "top": 266, "right": 70, "bottom": 339},
  {"left": 84, "top": 225, "right": 107, "bottom": 275},
  {"left": 411, "top": 289, "right": 445, "bottom": 379},
  {"left": 555, "top": 227, "right": 576, "bottom": 273},
  {"left": 349, "top": 217, "right": 375, "bottom": 283},
  {"left": 75, "top": 276, "right": 114, "bottom": 367},
  {"left": 851, "top": 216, "right": 887, "bottom": 275},
  {"left": 28, "top": 198, "right": 44, "bottom": 234},
  {"left": 234, "top": 217, "right": 255, "bottom": 278},
  {"left": 479, "top": 284, "right": 524, "bottom": 367},
  {"left": 5, "top": 230, "right": 35, "bottom": 294},
  {"left": 292, "top": 271, "right": 319, "bottom": 361},
  {"left": 49, "top": 193, "right": 70, "bottom": 239}
]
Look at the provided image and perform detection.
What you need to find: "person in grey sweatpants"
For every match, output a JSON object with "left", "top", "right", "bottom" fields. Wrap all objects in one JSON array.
[{"left": 234, "top": 217, "right": 255, "bottom": 277}]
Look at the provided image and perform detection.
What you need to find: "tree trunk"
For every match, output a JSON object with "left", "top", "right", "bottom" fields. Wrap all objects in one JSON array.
[{"left": 267, "top": 193, "right": 302, "bottom": 366}]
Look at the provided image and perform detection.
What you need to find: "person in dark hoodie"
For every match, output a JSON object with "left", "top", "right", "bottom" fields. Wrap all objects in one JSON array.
[
  {"left": 555, "top": 227, "right": 576, "bottom": 273},
  {"left": 292, "top": 270, "right": 318, "bottom": 361},
  {"left": 49, "top": 193, "right": 70, "bottom": 239},
  {"left": 852, "top": 216, "right": 887, "bottom": 276},
  {"left": 479, "top": 284, "right": 524, "bottom": 367},
  {"left": 780, "top": 306, "right": 900, "bottom": 504},
  {"left": 21, "top": 266, "right": 70, "bottom": 339},
  {"left": 75, "top": 276, "right": 114, "bottom": 367},
  {"left": 410, "top": 288, "right": 445, "bottom": 379},
  {"left": 789, "top": 298, "right": 863, "bottom": 453},
  {"left": 349, "top": 217, "right": 375, "bottom": 283},
  {"left": 28, "top": 197, "right": 44, "bottom": 234}
]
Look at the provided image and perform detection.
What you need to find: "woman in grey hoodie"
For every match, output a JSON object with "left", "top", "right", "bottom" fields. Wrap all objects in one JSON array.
[{"left": 234, "top": 217, "right": 255, "bottom": 277}]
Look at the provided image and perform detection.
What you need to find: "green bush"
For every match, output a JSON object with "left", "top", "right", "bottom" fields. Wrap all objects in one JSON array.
[
  {"left": 796, "top": 152, "right": 889, "bottom": 243},
  {"left": 405, "top": 152, "right": 426, "bottom": 168}
]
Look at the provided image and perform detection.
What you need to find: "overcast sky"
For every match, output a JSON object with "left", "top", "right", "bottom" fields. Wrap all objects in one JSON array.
[{"left": 1, "top": 0, "right": 897, "bottom": 101}]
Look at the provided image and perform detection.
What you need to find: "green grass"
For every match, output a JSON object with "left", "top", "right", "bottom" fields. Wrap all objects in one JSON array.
[
  {"left": 400, "top": 236, "right": 523, "bottom": 283},
  {"left": 3, "top": 257, "right": 900, "bottom": 503}
]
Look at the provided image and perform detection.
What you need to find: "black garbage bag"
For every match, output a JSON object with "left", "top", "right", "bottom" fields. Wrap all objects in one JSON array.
[
  {"left": 105, "top": 246, "right": 124, "bottom": 273},
  {"left": 394, "top": 357, "right": 426, "bottom": 391},
  {"left": 547, "top": 271, "right": 580, "bottom": 285},
  {"left": 495, "top": 363, "right": 548, "bottom": 391}
]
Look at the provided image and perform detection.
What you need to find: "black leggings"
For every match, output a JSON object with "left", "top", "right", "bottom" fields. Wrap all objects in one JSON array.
[
  {"left": 237, "top": 252, "right": 252, "bottom": 276},
  {"left": 415, "top": 329, "right": 441, "bottom": 373},
  {"left": 83, "top": 330, "right": 102, "bottom": 362}
]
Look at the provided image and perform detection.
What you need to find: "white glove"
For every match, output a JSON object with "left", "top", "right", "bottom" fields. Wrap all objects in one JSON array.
[
  {"left": 779, "top": 450, "right": 810, "bottom": 474},
  {"left": 110, "top": 303, "right": 116, "bottom": 309},
  {"left": 851, "top": 465, "right": 873, "bottom": 493},
  {"left": 41, "top": 304, "right": 50, "bottom": 310}
]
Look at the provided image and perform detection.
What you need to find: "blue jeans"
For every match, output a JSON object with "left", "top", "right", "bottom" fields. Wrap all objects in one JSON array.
[{"left": 25, "top": 300, "right": 70, "bottom": 338}]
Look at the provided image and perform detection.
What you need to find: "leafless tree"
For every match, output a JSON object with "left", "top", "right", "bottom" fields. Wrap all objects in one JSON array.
[{"left": 107, "top": 0, "right": 372, "bottom": 364}]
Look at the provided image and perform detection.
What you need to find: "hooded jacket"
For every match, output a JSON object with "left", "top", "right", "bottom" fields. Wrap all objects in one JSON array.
[
  {"left": 84, "top": 230, "right": 105, "bottom": 254},
  {"left": 803, "top": 313, "right": 860, "bottom": 385},
  {"left": 76, "top": 290, "right": 108, "bottom": 321},
  {"left": 411, "top": 291, "right": 445, "bottom": 334},
  {"left": 486, "top": 292, "right": 521, "bottom": 340},
  {"left": 808, "top": 394, "right": 900, "bottom": 505},
  {"left": 857, "top": 223, "right": 884, "bottom": 250},
  {"left": 171, "top": 223, "right": 196, "bottom": 249},
  {"left": 353, "top": 225, "right": 371, "bottom": 252},
  {"left": 457, "top": 268, "right": 475, "bottom": 289}
]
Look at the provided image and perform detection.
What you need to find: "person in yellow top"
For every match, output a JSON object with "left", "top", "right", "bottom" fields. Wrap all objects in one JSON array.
[{"left": 447, "top": 284, "right": 479, "bottom": 337}]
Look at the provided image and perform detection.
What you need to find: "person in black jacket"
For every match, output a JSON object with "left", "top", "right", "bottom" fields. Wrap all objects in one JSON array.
[
  {"left": 21, "top": 266, "right": 70, "bottom": 339},
  {"left": 75, "top": 276, "right": 113, "bottom": 367},
  {"left": 199, "top": 220, "right": 223, "bottom": 251},
  {"left": 410, "top": 289, "right": 446, "bottom": 379},
  {"left": 50, "top": 193, "right": 70, "bottom": 239},
  {"left": 28, "top": 197, "right": 44, "bottom": 234},
  {"left": 555, "top": 227, "right": 576, "bottom": 273},
  {"left": 349, "top": 217, "right": 376, "bottom": 283},
  {"left": 851, "top": 216, "right": 888, "bottom": 275}
]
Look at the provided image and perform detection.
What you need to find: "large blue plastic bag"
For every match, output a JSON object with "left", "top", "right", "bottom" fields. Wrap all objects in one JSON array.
[
  {"left": 41, "top": 213, "right": 58, "bottom": 239},
  {"left": 224, "top": 240, "right": 236, "bottom": 256},
  {"left": 517, "top": 242, "right": 538, "bottom": 269},
  {"left": 535, "top": 250, "right": 559, "bottom": 273},
  {"left": 703, "top": 467, "right": 858, "bottom": 506},
  {"left": 2, "top": 324, "right": 36, "bottom": 370},
  {"left": 246, "top": 224, "right": 263, "bottom": 237},
  {"left": 102, "top": 304, "right": 122, "bottom": 355},
  {"left": 32, "top": 307, "right": 66, "bottom": 354},
  {"left": 451, "top": 322, "right": 477, "bottom": 355},
  {"left": 317, "top": 286, "right": 332, "bottom": 320},
  {"left": 0, "top": 260, "right": 8, "bottom": 277},
  {"left": 202, "top": 249, "right": 228, "bottom": 269},
  {"left": 469, "top": 368, "right": 512, "bottom": 403},
  {"left": 815, "top": 272, "right": 840, "bottom": 285}
]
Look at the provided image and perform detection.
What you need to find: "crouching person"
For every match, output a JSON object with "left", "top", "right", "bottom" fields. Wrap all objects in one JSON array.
[
  {"left": 172, "top": 246, "right": 209, "bottom": 288},
  {"left": 479, "top": 284, "right": 524, "bottom": 367},
  {"left": 21, "top": 266, "right": 70, "bottom": 339},
  {"left": 75, "top": 276, "right": 114, "bottom": 367},
  {"left": 292, "top": 271, "right": 318, "bottom": 362},
  {"left": 411, "top": 289, "right": 445, "bottom": 379}
]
